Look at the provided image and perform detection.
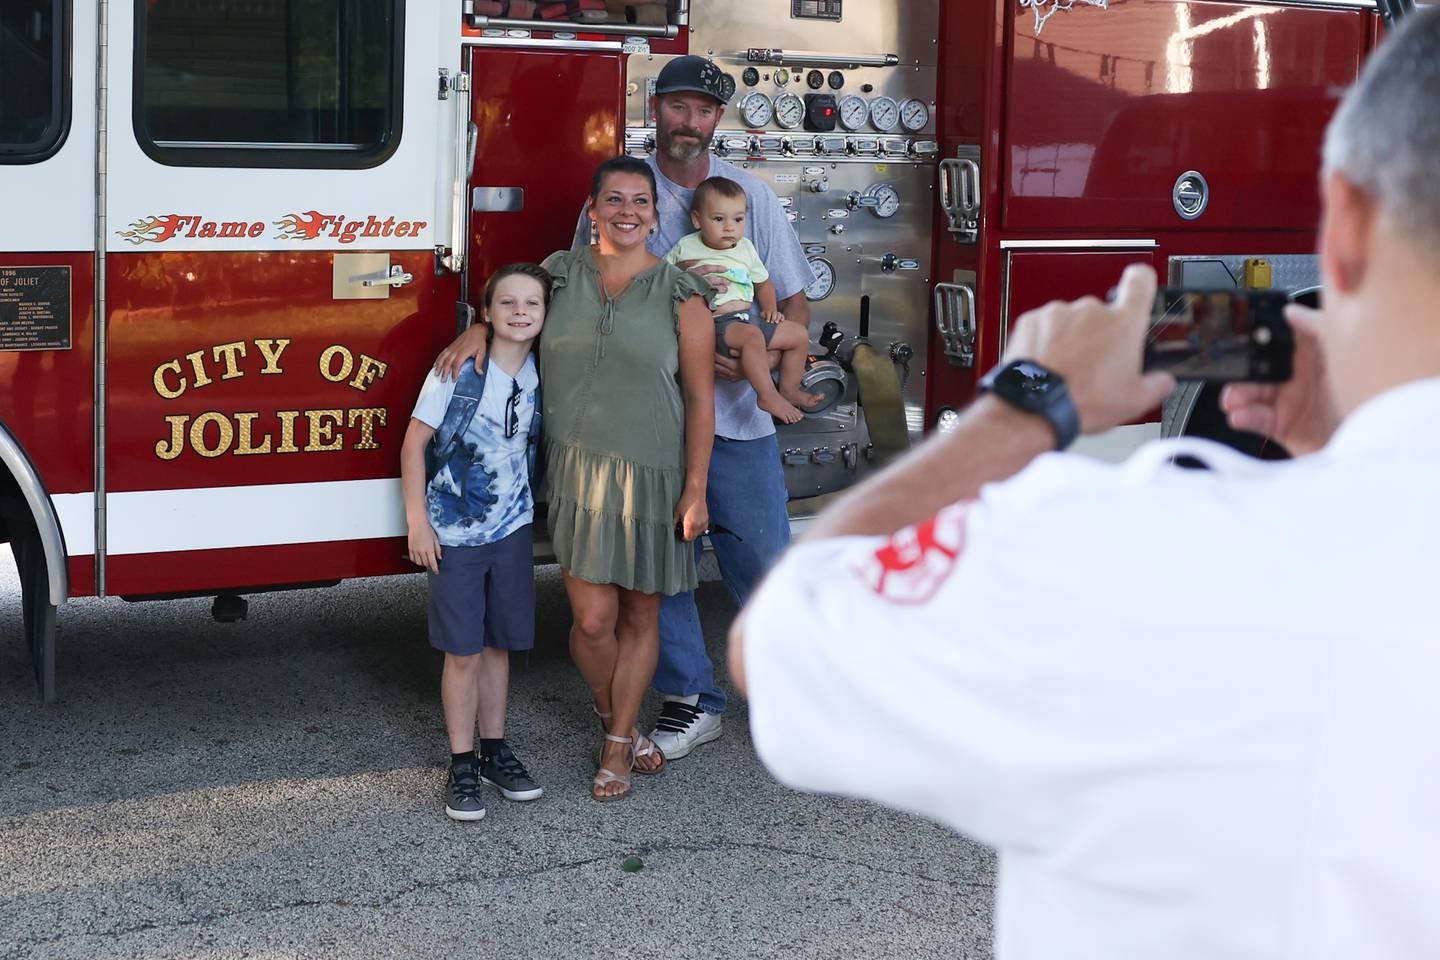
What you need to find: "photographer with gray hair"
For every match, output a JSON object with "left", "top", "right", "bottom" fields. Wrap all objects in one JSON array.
[{"left": 730, "top": 10, "right": 1440, "bottom": 959}]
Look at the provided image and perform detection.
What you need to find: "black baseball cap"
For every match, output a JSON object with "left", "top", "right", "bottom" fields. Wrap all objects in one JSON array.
[{"left": 654, "top": 55, "right": 736, "bottom": 105}]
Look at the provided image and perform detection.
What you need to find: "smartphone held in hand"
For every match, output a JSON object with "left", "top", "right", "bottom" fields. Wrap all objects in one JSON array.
[{"left": 1144, "top": 289, "right": 1293, "bottom": 383}]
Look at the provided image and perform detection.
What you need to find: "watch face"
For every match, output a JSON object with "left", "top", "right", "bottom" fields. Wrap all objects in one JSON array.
[
  {"left": 982, "top": 359, "right": 1078, "bottom": 449},
  {"left": 1006, "top": 361, "right": 1058, "bottom": 395},
  {"left": 988, "top": 360, "right": 1062, "bottom": 411}
]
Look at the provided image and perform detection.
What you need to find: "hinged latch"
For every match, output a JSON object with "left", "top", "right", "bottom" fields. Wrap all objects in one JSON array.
[
  {"left": 933, "top": 272, "right": 978, "bottom": 368},
  {"left": 939, "top": 145, "right": 981, "bottom": 245},
  {"left": 439, "top": 68, "right": 471, "bottom": 101}
]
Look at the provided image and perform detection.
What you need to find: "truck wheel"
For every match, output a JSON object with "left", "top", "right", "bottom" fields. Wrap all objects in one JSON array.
[
  {"left": 1178, "top": 382, "right": 1291, "bottom": 460},
  {"left": 1, "top": 496, "right": 56, "bottom": 702}
]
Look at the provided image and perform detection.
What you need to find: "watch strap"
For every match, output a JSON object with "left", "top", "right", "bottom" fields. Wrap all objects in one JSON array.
[{"left": 1042, "top": 381, "right": 1081, "bottom": 451}]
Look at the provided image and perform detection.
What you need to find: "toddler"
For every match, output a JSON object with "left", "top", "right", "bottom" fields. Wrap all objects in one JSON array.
[{"left": 666, "top": 176, "right": 820, "bottom": 423}]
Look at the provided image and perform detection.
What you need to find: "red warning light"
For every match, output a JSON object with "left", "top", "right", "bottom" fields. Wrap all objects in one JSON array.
[{"left": 824, "top": 107, "right": 834, "bottom": 116}]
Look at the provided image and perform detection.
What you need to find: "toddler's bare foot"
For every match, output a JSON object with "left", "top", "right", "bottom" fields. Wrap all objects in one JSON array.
[
  {"left": 759, "top": 394, "right": 805, "bottom": 424},
  {"left": 781, "top": 385, "right": 827, "bottom": 411}
]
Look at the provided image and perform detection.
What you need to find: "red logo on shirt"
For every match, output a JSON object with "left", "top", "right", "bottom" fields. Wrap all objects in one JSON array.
[{"left": 854, "top": 502, "right": 969, "bottom": 604}]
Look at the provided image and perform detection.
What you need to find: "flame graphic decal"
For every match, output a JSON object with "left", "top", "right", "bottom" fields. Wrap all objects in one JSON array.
[
  {"left": 118, "top": 214, "right": 185, "bottom": 245},
  {"left": 1019, "top": 0, "right": 1108, "bottom": 35},
  {"left": 274, "top": 211, "right": 332, "bottom": 241}
]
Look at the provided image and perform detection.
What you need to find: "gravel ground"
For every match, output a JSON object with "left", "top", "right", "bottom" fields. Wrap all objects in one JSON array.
[{"left": 0, "top": 558, "right": 995, "bottom": 959}]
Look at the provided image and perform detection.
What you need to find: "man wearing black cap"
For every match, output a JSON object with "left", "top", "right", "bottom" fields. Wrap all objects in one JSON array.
[{"left": 608, "top": 56, "right": 814, "bottom": 761}]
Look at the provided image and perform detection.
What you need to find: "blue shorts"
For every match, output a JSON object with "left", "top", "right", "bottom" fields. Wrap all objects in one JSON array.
[{"left": 427, "top": 524, "right": 535, "bottom": 656}]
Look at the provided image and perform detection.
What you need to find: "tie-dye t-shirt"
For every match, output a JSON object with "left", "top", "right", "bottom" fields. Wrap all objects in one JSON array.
[{"left": 410, "top": 355, "right": 538, "bottom": 547}]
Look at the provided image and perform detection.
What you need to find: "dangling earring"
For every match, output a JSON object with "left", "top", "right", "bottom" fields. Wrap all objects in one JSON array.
[{"left": 589, "top": 218, "right": 599, "bottom": 245}]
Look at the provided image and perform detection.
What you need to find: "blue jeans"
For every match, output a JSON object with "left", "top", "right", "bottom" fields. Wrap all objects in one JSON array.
[{"left": 655, "top": 434, "right": 791, "bottom": 714}]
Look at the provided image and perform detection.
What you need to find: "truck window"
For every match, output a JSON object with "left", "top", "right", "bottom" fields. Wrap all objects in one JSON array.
[
  {"left": 0, "top": 0, "right": 69, "bottom": 164},
  {"left": 135, "top": 0, "right": 403, "bottom": 169}
]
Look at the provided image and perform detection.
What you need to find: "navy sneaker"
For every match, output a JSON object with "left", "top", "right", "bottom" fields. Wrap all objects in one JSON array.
[
  {"left": 479, "top": 742, "right": 544, "bottom": 801},
  {"left": 445, "top": 758, "right": 487, "bottom": 821}
]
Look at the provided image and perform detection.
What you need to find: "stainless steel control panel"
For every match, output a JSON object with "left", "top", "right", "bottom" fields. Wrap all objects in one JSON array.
[{"left": 625, "top": 0, "right": 940, "bottom": 438}]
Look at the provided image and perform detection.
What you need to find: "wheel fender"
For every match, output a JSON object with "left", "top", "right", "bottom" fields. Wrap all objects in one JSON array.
[{"left": 0, "top": 422, "right": 68, "bottom": 605}]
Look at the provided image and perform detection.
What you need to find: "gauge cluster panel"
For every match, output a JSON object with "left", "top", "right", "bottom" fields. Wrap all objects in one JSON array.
[{"left": 714, "top": 65, "right": 934, "bottom": 137}]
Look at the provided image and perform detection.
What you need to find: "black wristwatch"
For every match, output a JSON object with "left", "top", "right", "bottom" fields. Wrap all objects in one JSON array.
[{"left": 978, "top": 360, "right": 1080, "bottom": 451}]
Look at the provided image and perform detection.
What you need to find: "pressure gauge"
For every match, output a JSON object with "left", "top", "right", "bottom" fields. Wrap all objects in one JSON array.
[
  {"left": 838, "top": 95, "right": 869, "bottom": 132},
  {"left": 739, "top": 92, "right": 774, "bottom": 129},
  {"left": 774, "top": 93, "right": 805, "bottom": 130},
  {"left": 805, "top": 257, "right": 836, "bottom": 301},
  {"left": 869, "top": 96, "right": 900, "bottom": 132},
  {"left": 866, "top": 183, "right": 902, "bottom": 218},
  {"left": 899, "top": 98, "right": 930, "bottom": 133}
]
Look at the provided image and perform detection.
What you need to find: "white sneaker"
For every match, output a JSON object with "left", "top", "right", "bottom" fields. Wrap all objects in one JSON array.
[{"left": 649, "top": 694, "right": 722, "bottom": 760}]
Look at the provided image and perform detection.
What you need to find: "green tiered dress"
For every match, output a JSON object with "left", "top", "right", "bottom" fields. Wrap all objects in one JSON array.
[{"left": 539, "top": 248, "right": 713, "bottom": 596}]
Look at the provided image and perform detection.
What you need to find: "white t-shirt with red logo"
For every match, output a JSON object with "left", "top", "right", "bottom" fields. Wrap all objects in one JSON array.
[{"left": 742, "top": 377, "right": 1440, "bottom": 960}]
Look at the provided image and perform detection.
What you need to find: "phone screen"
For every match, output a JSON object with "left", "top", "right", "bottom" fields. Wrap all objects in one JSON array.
[{"left": 1146, "top": 289, "right": 1290, "bottom": 382}]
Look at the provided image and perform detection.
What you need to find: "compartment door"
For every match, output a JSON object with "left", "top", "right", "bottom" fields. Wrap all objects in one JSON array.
[
  {"left": 1002, "top": 247, "right": 1161, "bottom": 459},
  {"left": 102, "top": 1, "right": 463, "bottom": 597},
  {"left": 1000, "top": 249, "right": 1156, "bottom": 349},
  {"left": 1004, "top": 2, "right": 1366, "bottom": 231},
  {"left": 465, "top": 46, "right": 624, "bottom": 301},
  {"left": 0, "top": 1, "right": 98, "bottom": 595}
]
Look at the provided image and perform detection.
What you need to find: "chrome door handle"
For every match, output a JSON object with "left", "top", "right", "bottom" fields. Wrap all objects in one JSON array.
[
  {"left": 362, "top": 266, "right": 414, "bottom": 288},
  {"left": 445, "top": 72, "right": 474, "bottom": 275},
  {"left": 955, "top": 159, "right": 980, "bottom": 214}
]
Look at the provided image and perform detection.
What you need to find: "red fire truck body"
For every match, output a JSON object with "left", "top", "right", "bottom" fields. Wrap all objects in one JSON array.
[{"left": 0, "top": 0, "right": 1381, "bottom": 697}]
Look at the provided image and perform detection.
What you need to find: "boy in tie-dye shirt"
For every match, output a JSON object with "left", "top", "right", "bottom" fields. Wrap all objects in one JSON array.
[{"left": 399, "top": 263, "right": 549, "bottom": 822}]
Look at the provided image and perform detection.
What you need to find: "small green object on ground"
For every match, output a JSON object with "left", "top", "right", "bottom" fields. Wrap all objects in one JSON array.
[{"left": 621, "top": 856, "right": 644, "bottom": 873}]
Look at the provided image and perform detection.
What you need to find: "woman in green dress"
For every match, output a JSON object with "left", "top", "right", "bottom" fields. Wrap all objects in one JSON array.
[{"left": 540, "top": 157, "right": 715, "bottom": 801}]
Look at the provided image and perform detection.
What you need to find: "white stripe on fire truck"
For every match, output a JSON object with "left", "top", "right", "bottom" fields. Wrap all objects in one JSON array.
[
  {"left": 52, "top": 493, "right": 96, "bottom": 556},
  {"left": 50, "top": 479, "right": 406, "bottom": 556}
]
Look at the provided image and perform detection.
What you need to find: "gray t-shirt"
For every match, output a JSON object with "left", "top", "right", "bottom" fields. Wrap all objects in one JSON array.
[{"left": 573, "top": 155, "right": 814, "bottom": 440}]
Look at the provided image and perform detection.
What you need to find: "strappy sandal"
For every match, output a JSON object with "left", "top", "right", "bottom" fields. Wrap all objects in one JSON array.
[
  {"left": 595, "top": 704, "right": 665, "bottom": 776},
  {"left": 593, "top": 733, "right": 633, "bottom": 802},
  {"left": 631, "top": 730, "right": 666, "bottom": 776}
]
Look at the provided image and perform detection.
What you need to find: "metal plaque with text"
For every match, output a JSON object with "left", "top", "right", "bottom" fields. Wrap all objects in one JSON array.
[{"left": 0, "top": 266, "right": 71, "bottom": 351}]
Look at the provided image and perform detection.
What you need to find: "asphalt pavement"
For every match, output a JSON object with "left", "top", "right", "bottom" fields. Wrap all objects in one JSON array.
[{"left": 0, "top": 558, "right": 994, "bottom": 959}]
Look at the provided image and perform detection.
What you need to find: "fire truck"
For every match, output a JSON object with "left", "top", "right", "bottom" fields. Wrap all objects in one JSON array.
[{"left": 0, "top": 0, "right": 1404, "bottom": 700}]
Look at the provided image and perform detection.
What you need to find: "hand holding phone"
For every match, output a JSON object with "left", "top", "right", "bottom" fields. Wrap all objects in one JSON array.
[
  {"left": 1144, "top": 289, "right": 1294, "bottom": 383},
  {"left": 1219, "top": 301, "right": 1340, "bottom": 456}
]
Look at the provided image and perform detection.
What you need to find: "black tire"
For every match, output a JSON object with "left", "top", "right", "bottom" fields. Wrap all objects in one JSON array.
[
  {"left": 0, "top": 495, "right": 56, "bottom": 701},
  {"left": 1181, "top": 382, "right": 1291, "bottom": 460}
]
